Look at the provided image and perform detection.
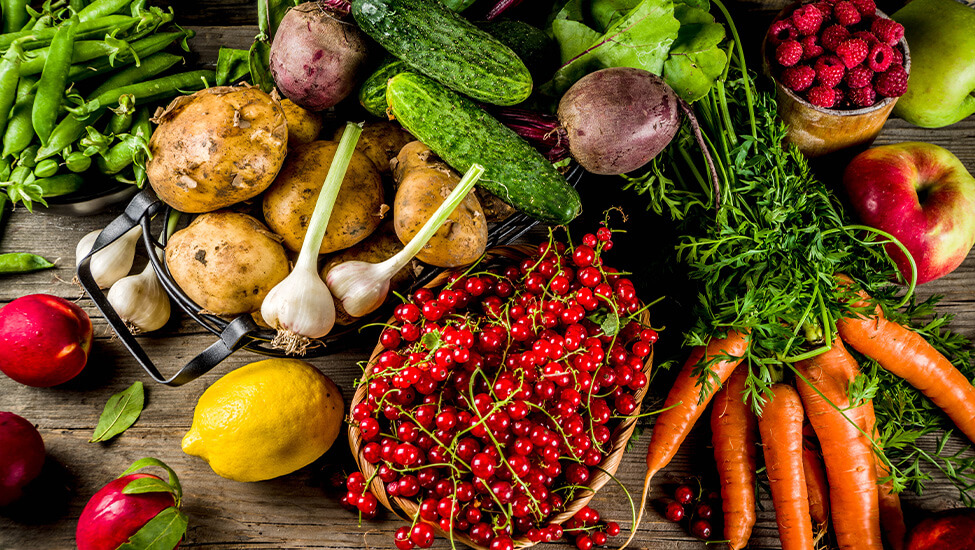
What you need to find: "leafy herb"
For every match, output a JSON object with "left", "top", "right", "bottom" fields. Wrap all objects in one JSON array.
[
  {"left": 121, "top": 457, "right": 183, "bottom": 504},
  {"left": 115, "top": 507, "right": 187, "bottom": 550},
  {"left": 662, "top": 3, "right": 727, "bottom": 102},
  {"left": 91, "top": 381, "right": 145, "bottom": 443},
  {"left": 588, "top": 308, "right": 621, "bottom": 337}
]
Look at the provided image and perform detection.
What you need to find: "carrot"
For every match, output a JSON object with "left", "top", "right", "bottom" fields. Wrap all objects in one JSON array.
[
  {"left": 711, "top": 365, "right": 758, "bottom": 550},
  {"left": 859, "top": 402, "right": 906, "bottom": 550},
  {"left": 758, "top": 384, "right": 813, "bottom": 550},
  {"left": 796, "top": 339, "right": 883, "bottom": 550},
  {"left": 801, "top": 441, "right": 830, "bottom": 527},
  {"left": 621, "top": 329, "right": 749, "bottom": 548}
]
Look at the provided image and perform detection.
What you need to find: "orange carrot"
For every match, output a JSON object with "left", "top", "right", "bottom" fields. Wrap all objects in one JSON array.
[
  {"left": 859, "top": 402, "right": 906, "bottom": 550},
  {"left": 758, "top": 384, "right": 813, "bottom": 550},
  {"left": 711, "top": 366, "right": 758, "bottom": 550},
  {"left": 835, "top": 276, "right": 975, "bottom": 446},
  {"left": 621, "top": 329, "right": 750, "bottom": 548},
  {"left": 801, "top": 442, "right": 830, "bottom": 527},
  {"left": 796, "top": 340, "right": 883, "bottom": 550}
]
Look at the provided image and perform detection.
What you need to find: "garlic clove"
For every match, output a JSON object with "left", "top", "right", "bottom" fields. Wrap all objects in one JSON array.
[
  {"left": 76, "top": 225, "right": 143, "bottom": 289},
  {"left": 107, "top": 256, "right": 171, "bottom": 333},
  {"left": 260, "top": 267, "right": 336, "bottom": 355},
  {"left": 325, "top": 260, "right": 391, "bottom": 318}
]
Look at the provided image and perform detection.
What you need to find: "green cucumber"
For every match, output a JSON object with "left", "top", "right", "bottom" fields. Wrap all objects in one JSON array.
[
  {"left": 442, "top": 0, "right": 477, "bottom": 10},
  {"left": 387, "top": 72, "right": 580, "bottom": 225},
  {"left": 351, "top": 0, "right": 532, "bottom": 106},
  {"left": 359, "top": 57, "right": 408, "bottom": 117}
]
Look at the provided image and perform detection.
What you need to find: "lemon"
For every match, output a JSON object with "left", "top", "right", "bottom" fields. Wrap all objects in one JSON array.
[{"left": 182, "top": 358, "right": 344, "bottom": 482}]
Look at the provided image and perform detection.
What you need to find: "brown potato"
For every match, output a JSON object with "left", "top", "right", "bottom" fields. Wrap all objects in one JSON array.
[
  {"left": 392, "top": 141, "right": 487, "bottom": 268},
  {"left": 321, "top": 221, "right": 417, "bottom": 326},
  {"left": 333, "top": 120, "right": 413, "bottom": 175},
  {"left": 280, "top": 98, "right": 322, "bottom": 147},
  {"left": 263, "top": 141, "right": 385, "bottom": 254},
  {"left": 165, "top": 211, "right": 290, "bottom": 316},
  {"left": 147, "top": 86, "right": 288, "bottom": 213}
]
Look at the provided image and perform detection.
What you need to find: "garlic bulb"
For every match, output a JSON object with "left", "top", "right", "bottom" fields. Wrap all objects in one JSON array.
[
  {"left": 107, "top": 249, "right": 171, "bottom": 333},
  {"left": 261, "top": 122, "right": 363, "bottom": 354},
  {"left": 327, "top": 164, "right": 485, "bottom": 317},
  {"left": 75, "top": 225, "right": 143, "bottom": 289}
]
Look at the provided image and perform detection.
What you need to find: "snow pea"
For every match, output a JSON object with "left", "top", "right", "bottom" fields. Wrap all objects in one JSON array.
[
  {"left": 32, "top": 16, "right": 79, "bottom": 144},
  {"left": 1, "top": 77, "right": 37, "bottom": 157},
  {"left": 0, "top": 41, "right": 27, "bottom": 139}
]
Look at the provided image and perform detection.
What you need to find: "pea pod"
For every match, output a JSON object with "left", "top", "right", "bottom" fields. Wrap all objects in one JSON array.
[
  {"left": 70, "top": 33, "right": 187, "bottom": 86},
  {"left": 32, "top": 158, "right": 58, "bottom": 177},
  {"left": 0, "top": 157, "right": 11, "bottom": 180},
  {"left": 35, "top": 173, "right": 83, "bottom": 196},
  {"left": 33, "top": 16, "right": 79, "bottom": 144},
  {"left": 2, "top": 0, "right": 30, "bottom": 33},
  {"left": 97, "top": 106, "right": 149, "bottom": 174},
  {"left": 0, "top": 252, "right": 55, "bottom": 273},
  {"left": 0, "top": 15, "right": 137, "bottom": 51},
  {"left": 76, "top": 0, "right": 129, "bottom": 21},
  {"left": 0, "top": 41, "right": 28, "bottom": 138},
  {"left": 30, "top": 14, "right": 54, "bottom": 31},
  {"left": 2, "top": 76, "right": 37, "bottom": 157},
  {"left": 106, "top": 103, "right": 135, "bottom": 134},
  {"left": 84, "top": 69, "right": 215, "bottom": 116},
  {"left": 0, "top": 193, "right": 8, "bottom": 228},
  {"left": 18, "top": 143, "right": 39, "bottom": 168},
  {"left": 18, "top": 34, "right": 159, "bottom": 76},
  {"left": 64, "top": 151, "right": 91, "bottom": 172}
]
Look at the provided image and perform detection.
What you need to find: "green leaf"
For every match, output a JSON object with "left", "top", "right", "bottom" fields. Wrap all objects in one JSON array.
[
  {"left": 591, "top": 0, "right": 640, "bottom": 31},
  {"left": 122, "top": 476, "right": 178, "bottom": 497},
  {"left": 0, "top": 253, "right": 55, "bottom": 274},
  {"left": 248, "top": 39, "right": 274, "bottom": 94},
  {"left": 216, "top": 47, "right": 251, "bottom": 86},
  {"left": 421, "top": 329, "right": 442, "bottom": 351},
  {"left": 661, "top": 4, "right": 727, "bottom": 102},
  {"left": 625, "top": 423, "right": 643, "bottom": 452},
  {"left": 587, "top": 309, "right": 621, "bottom": 337},
  {"left": 116, "top": 507, "right": 187, "bottom": 550},
  {"left": 91, "top": 381, "right": 144, "bottom": 443},
  {"left": 542, "top": 0, "right": 680, "bottom": 96},
  {"left": 120, "top": 457, "right": 183, "bottom": 503}
]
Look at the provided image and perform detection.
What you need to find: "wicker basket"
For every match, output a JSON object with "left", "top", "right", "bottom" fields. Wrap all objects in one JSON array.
[{"left": 347, "top": 246, "right": 653, "bottom": 550}]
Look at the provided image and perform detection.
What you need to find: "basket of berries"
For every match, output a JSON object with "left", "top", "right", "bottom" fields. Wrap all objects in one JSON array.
[
  {"left": 763, "top": 0, "right": 911, "bottom": 157},
  {"left": 344, "top": 226, "right": 656, "bottom": 550}
]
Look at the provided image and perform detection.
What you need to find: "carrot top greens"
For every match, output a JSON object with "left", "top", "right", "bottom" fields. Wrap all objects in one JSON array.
[{"left": 625, "top": 2, "right": 975, "bottom": 504}]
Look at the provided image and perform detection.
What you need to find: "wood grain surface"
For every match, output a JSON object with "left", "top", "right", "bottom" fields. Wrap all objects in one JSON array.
[{"left": 2, "top": 1, "right": 975, "bottom": 549}]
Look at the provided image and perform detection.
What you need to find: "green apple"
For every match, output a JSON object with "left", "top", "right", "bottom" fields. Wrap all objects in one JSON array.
[{"left": 892, "top": 0, "right": 975, "bottom": 128}]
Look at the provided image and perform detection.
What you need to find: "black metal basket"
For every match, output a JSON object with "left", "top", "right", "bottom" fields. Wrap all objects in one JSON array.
[{"left": 77, "top": 166, "right": 583, "bottom": 386}]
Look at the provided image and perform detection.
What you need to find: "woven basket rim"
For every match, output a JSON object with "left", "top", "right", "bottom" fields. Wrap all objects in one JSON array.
[{"left": 347, "top": 245, "right": 654, "bottom": 550}]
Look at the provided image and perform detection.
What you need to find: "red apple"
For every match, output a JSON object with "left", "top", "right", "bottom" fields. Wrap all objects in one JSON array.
[
  {"left": 76, "top": 473, "right": 176, "bottom": 550},
  {"left": 906, "top": 508, "right": 975, "bottom": 550},
  {"left": 843, "top": 142, "right": 975, "bottom": 285},
  {"left": 0, "top": 411, "right": 45, "bottom": 506},
  {"left": 0, "top": 294, "right": 93, "bottom": 387}
]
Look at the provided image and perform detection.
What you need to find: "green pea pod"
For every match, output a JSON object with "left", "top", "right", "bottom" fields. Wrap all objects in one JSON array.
[
  {"left": 36, "top": 52, "right": 183, "bottom": 160},
  {"left": 76, "top": 0, "right": 129, "bottom": 21},
  {"left": 18, "top": 143, "right": 39, "bottom": 168},
  {"left": 35, "top": 172, "right": 82, "bottom": 195},
  {"left": 0, "top": 157, "right": 11, "bottom": 180},
  {"left": 32, "top": 158, "right": 58, "bottom": 177},
  {"left": 2, "top": 0, "right": 30, "bottom": 33},
  {"left": 106, "top": 93, "right": 136, "bottom": 134},
  {"left": 33, "top": 16, "right": 79, "bottom": 144},
  {"left": 0, "top": 193, "right": 8, "bottom": 228},
  {"left": 18, "top": 35, "right": 156, "bottom": 76},
  {"left": 64, "top": 151, "right": 90, "bottom": 172},
  {"left": 85, "top": 69, "right": 215, "bottom": 115},
  {"left": 30, "top": 14, "right": 54, "bottom": 30},
  {"left": 2, "top": 76, "right": 37, "bottom": 157},
  {"left": 0, "top": 42, "right": 28, "bottom": 138},
  {"left": 0, "top": 252, "right": 54, "bottom": 273},
  {"left": 97, "top": 106, "right": 149, "bottom": 174},
  {"left": 0, "top": 14, "right": 136, "bottom": 51}
]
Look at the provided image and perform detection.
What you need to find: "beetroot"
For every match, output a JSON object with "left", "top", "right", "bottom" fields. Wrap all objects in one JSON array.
[
  {"left": 0, "top": 294, "right": 93, "bottom": 387},
  {"left": 76, "top": 473, "right": 177, "bottom": 550},
  {"left": 0, "top": 412, "right": 45, "bottom": 506},
  {"left": 558, "top": 67, "right": 681, "bottom": 175},
  {"left": 269, "top": 0, "right": 370, "bottom": 111}
]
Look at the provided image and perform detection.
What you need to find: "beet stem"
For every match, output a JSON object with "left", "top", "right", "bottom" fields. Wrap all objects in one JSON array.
[
  {"left": 679, "top": 99, "right": 722, "bottom": 211},
  {"left": 492, "top": 107, "right": 570, "bottom": 164},
  {"left": 486, "top": 0, "right": 525, "bottom": 20},
  {"left": 318, "top": 0, "right": 350, "bottom": 16}
]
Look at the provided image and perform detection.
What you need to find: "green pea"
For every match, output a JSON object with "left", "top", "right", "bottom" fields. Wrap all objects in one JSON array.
[
  {"left": 33, "top": 158, "right": 58, "bottom": 178},
  {"left": 64, "top": 151, "right": 91, "bottom": 172}
]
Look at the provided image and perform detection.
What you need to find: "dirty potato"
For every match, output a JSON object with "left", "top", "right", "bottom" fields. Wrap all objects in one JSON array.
[{"left": 333, "top": 120, "right": 413, "bottom": 176}]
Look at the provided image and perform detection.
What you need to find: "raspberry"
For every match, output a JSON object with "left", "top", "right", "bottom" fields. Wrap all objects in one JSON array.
[
  {"left": 821, "top": 24, "right": 851, "bottom": 51},
  {"left": 812, "top": 1, "right": 832, "bottom": 18},
  {"left": 815, "top": 57, "right": 845, "bottom": 88},
  {"left": 871, "top": 18, "right": 904, "bottom": 45},
  {"left": 836, "top": 38, "right": 869, "bottom": 68},
  {"left": 767, "top": 19, "right": 798, "bottom": 46},
  {"left": 848, "top": 85, "right": 877, "bottom": 108},
  {"left": 807, "top": 85, "right": 838, "bottom": 108},
  {"left": 851, "top": 0, "right": 876, "bottom": 16},
  {"left": 867, "top": 43, "right": 894, "bottom": 72},
  {"left": 791, "top": 5, "right": 824, "bottom": 36},
  {"left": 876, "top": 65, "right": 909, "bottom": 97},
  {"left": 801, "top": 35, "right": 824, "bottom": 61},
  {"left": 775, "top": 40, "right": 803, "bottom": 67},
  {"left": 890, "top": 46, "right": 903, "bottom": 66},
  {"left": 853, "top": 30, "right": 880, "bottom": 45},
  {"left": 845, "top": 64, "right": 874, "bottom": 88},
  {"left": 781, "top": 64, "right": 816, "bottom": 92},
  {"left": 833, "top": 1, "right": 861, "bottom": 25}
]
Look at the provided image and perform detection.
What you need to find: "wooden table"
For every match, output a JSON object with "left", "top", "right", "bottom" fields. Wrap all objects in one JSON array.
[{"left": 2, "top": 1, "right": 975, "bottom": 548}]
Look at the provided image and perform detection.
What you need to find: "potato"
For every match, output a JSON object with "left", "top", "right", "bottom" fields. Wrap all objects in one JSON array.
[
  {"left": 333, "top": 120, "right": 413, "bottom": 175},
  {"left": 392, "top": 141, "right": 487, "bottom": 268},
  {"left": 166, "top": 211, "right": 290, "bottom": 316},
  {"left": 148, "top": 86, "right": 288, "bottom": 213},
  {"left": 263, "top": 141, "right": 385, "bottom": 254},
  {"left": 321, "top": 221, "right": 417, "bottom": 326},
  {"left": 280, "top": 98, "right": 322, "bottom": 147}
]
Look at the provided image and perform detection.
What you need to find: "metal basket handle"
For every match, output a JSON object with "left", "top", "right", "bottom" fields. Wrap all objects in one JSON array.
[{"left": 76, "top": 189, "right": 260, "bottom": 386}]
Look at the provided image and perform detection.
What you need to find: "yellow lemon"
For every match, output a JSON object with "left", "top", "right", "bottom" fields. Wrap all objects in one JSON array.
[{"left": 181, "top": 358, "right": 343, "bottom": 482}]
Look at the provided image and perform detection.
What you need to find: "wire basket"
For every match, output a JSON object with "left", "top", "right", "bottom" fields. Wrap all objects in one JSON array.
[
  {"left": 76, "top": 167, "right": 584, "bottom": 386},
  {"left": 347, "top": 245, "right": 653, "bottom": 550}
]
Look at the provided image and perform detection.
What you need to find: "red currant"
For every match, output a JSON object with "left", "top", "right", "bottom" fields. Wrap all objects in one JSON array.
[{"left": 674, "top": 484, "right": 695, "bottom": 505}]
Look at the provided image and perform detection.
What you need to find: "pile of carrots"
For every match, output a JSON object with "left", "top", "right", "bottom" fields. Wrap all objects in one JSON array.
[{"left": 623, "top": 276, "right": 975, "bottom": 550}]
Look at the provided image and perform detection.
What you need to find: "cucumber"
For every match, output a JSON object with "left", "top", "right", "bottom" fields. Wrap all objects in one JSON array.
[
  {"left": 387, "top": 72, "right": 581, "bottom": 225},
  {"left": 351, "top": 0, "right": 533, "bottom": 106},
  {"left": 359, "top": 58, "right": 408, "bottom": 117},
  {"left": 441, "top": 0, "right": 477, "bottom": 10}
]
